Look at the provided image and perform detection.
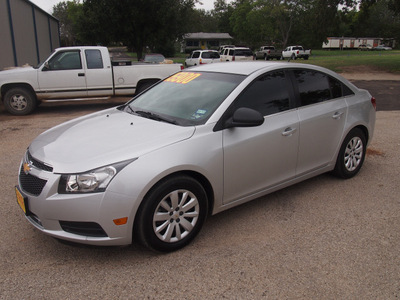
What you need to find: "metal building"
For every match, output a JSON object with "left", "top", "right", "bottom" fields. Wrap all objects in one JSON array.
[{"left": 0, "top": 0, "right": 60, "bottom": 70}]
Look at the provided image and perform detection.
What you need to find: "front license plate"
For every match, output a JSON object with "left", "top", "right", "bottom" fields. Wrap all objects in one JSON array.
[{"left": 15, "top": 186, "right": 28, "bottom": 215}]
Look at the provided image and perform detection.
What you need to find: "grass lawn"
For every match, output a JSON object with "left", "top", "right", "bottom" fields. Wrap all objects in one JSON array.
[{"left": 295, "top": 50, "right": 400, "bottom": 73}]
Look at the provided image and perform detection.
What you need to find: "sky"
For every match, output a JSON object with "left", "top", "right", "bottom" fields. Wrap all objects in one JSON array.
[{"left": 29, "top": 0, "right": 221, "bottom": 14}]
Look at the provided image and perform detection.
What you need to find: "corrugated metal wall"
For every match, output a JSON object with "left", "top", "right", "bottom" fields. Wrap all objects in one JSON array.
[{"left": 0, "top": 0, "right": 60, "bottom": 70}]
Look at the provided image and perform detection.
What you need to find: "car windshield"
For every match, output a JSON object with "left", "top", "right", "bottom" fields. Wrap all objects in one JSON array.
[{"left": 125, "top": 71, "right": 245, "bottom": 126}]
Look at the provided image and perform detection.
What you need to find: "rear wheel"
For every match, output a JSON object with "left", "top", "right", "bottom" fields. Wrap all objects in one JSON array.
[
  {"left": 333, "top": 128, "right": 366, "bottom": 179},
  {"left": 134, "top": 175, "right": 208, "bottom": 252},
  {"left": 3, "top": 87, "right": 37, "bottom": 115}
]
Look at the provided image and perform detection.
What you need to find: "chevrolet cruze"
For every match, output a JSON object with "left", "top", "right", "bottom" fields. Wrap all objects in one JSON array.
[{"left": 16, "top": 62, "right": 376, "bottom": 252}]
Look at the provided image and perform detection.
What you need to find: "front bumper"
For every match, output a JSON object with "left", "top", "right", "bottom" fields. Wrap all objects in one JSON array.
[{"left": 16, "top": 153, "right": 134, "bottom": 246}]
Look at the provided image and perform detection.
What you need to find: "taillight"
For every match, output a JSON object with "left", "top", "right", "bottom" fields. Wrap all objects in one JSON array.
[
  {"left": 199, "top": 58, "right": 204, "bottom": 64},
  {"left": 232, "top": 56, "right": 235, "bottom": 61},
  {"left": 297, "top": 50, "right": 299, "bottom": 54},
  {"left": 180, "top": 65, "right": 184, "bottom": 70},
  {"left": 371, "top": 97, "right": 376, "bottom": 110}
]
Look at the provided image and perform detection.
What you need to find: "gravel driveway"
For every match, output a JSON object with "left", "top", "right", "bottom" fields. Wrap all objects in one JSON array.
[{"left": 0, "top": 78, "right": 399, "bottom": 299}]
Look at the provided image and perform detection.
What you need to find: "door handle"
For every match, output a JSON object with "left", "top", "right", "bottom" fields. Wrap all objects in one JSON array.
[
  {"left": 332, "top": 111, "right": 344, "bottom": 119},
  {"left": 282, "top": 127, "right": 297, "bottom": 136},
  {"left": 78, "top": 73, "right": 85, "bottom": 77}
]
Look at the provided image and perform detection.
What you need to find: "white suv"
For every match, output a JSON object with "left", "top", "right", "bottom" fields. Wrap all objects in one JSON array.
[
  {"left": 220, "top": 47, "right": 254, "bottom": 62},
  {"left": 185, "top": 50, "right": 220, "bottom": 67}
]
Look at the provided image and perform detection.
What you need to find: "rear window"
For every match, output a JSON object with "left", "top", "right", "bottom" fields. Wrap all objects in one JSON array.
[
  {"left": 234, "top": 49, "right": 253, "bottom": 57},
  {"left": 201, "top": 52, "right": 220, "bottom": 59}
]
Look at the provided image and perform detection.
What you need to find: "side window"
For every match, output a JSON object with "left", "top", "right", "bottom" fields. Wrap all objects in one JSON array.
[
  {"left": 294, "top": 70, "right": 331, "bottom": 106},
  {"left": 233, "top": 71, "right": 290, "bottom": 116},
  {"left": 192, "top": 52, "right": 200, "bottom": 59},
  {"left": 229, "top": 49, "right": 234, "bottom": 56},
  {"left": 47, "top": 51, "right": 82, "bottom": 70},
  {"left": 85, "top": 49, "right": 103, "bottom": 69}
]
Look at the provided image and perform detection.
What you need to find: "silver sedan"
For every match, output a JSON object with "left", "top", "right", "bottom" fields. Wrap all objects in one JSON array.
[{"left": 16, "top": 62, "right": 376, "bottom": 252}]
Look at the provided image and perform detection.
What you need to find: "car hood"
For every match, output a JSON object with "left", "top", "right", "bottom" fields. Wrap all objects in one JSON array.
[
  {"left": 29, "top": 108, "right": 195, "bottom": 173},
  {"left": 0, "top": 66, "right": 37, "bottom": 79}
]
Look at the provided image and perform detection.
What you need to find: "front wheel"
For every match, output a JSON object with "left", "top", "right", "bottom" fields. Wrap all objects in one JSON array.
[
  {"left": 134, "top": 175, "right": 208, "bottom": 252},
  {"left": 3, "top": 87, "right": 37, "bottom": 115},
  {"left": 333, "top": 128, "right": 367, "bottom": 179}
]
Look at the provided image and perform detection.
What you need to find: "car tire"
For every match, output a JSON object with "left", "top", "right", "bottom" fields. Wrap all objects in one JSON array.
[
  {"left": 3, "top": 87, "right": 37, "bottom": 115},
  {"left": 333, "top": 128, "right": 366, "bottom": 179},
  {"left": 134, "top": 175, "right": 208, "bottom": 252},
  {"left": 291, "top": 54, "right": 296, "bottom": 60}
]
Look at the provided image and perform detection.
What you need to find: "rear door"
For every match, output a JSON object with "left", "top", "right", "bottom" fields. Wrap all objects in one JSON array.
[
  {"left": 84, "top": 49, "right": 113, "bottom": 97},
  {"left": 291, "top": 69, "right": 348, "bottom": 175}
]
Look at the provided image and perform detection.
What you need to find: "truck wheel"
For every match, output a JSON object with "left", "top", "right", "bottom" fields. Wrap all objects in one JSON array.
[
  {"left": 304, "top": 55, "right": 309, "bottom": 60},
  {"left": 291, "top": 54, "right": 296, "bottom": 60},
  {"left": 3, "top": 87, "right": 37, "bottom": 115}
]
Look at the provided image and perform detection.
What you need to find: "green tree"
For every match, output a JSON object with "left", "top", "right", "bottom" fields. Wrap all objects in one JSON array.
[
  {"left": 78, "top": 0, "right": 196, "bottom": 59},
  {"left": 52, "top": 0, "right": 84, "bottom": 46}
]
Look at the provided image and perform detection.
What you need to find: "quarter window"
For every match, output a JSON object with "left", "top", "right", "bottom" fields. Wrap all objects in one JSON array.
[
  {"left": 85, "top": 49, "right": 104, "bottom": 69},
  {"left": 233, "top": 71, "right": 290, "bottom": 116}
]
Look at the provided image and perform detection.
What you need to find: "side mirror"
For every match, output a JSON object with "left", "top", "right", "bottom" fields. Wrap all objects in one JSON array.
[
  {"left": 42, "top": 62, "right": 50, "bottom": 71},
  {"left": 225, "top": 107, "right": 264, "bottom": 129}
]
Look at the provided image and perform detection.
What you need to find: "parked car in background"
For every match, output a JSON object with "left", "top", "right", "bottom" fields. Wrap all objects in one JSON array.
[
  {"left": 358, "top": 44, "right": 373, "bottom": 51},
  {"left": 16, "top": 62, "right": 376, "bottom": 252},
  {"left": 220, "top": 47, "right": 254, "bottom": 62},
  {"left": 372, "top": 45, "right": 392, "bottom": 51},
  {"left": 185, "top": 50, "right": 220, "bottom": 67},
  {"left": 282, "top": 46, "right": 311, "bottom": 60},
  {"left": 218, "top": 45, "right": 234, "bottom": 53},
  {"left": 255, "top": 46, "right": 282, "bottom": 60}
]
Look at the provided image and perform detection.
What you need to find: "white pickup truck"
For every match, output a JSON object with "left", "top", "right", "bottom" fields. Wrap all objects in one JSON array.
[
  {"left": 282, "top": 45, "right": 311, "bottom": 60},
  {"left": 0, "top": 46, "right": 183, "bottom": 115}
]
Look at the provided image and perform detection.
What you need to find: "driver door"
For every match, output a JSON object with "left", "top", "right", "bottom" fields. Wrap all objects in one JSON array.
[{"left": 38, "top": 50, "right": 87, "bottom": 99}]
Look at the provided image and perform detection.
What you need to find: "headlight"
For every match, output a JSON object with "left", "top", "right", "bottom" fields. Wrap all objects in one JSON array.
[{"left": 58, "top": 159, "right": 135, "bottom": 194}]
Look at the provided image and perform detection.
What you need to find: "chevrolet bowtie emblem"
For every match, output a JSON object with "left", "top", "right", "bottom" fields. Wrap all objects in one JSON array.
[{"left": 23, "top": 163, "right": 31, "bottom": 175}]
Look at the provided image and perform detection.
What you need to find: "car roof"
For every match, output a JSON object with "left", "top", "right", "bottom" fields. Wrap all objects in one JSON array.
[
  {"left": 186, "top": 61, "right": 344, "bottom": 78},
  {"left": 193, "top": 50, "right": 219, "bottom": 52},
  {"left": 186, "top": 61, "right": 289, "bottom": 75}
]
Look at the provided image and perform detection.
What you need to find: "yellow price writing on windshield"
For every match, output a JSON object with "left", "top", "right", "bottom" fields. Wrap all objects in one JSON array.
[{"left": 165, "top": 72, "right": 201, "bottom": 84}]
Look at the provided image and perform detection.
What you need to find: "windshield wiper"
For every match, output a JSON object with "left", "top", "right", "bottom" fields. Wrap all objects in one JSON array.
[{"left": 129, "top": 109, "right": 178, "bottom": 125}]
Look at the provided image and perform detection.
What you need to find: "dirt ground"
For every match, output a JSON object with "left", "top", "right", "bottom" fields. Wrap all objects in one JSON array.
[{"left": 0, "top": 71, "right": 399, "bottom": 299}]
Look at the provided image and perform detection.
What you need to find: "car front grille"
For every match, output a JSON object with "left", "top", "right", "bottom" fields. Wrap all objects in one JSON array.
[
  {"left": 27, "top": 151, "right": 53, "bottom": 172},
  {"left": 19, "top": 165, "right": 47, "bottom": 196}
]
